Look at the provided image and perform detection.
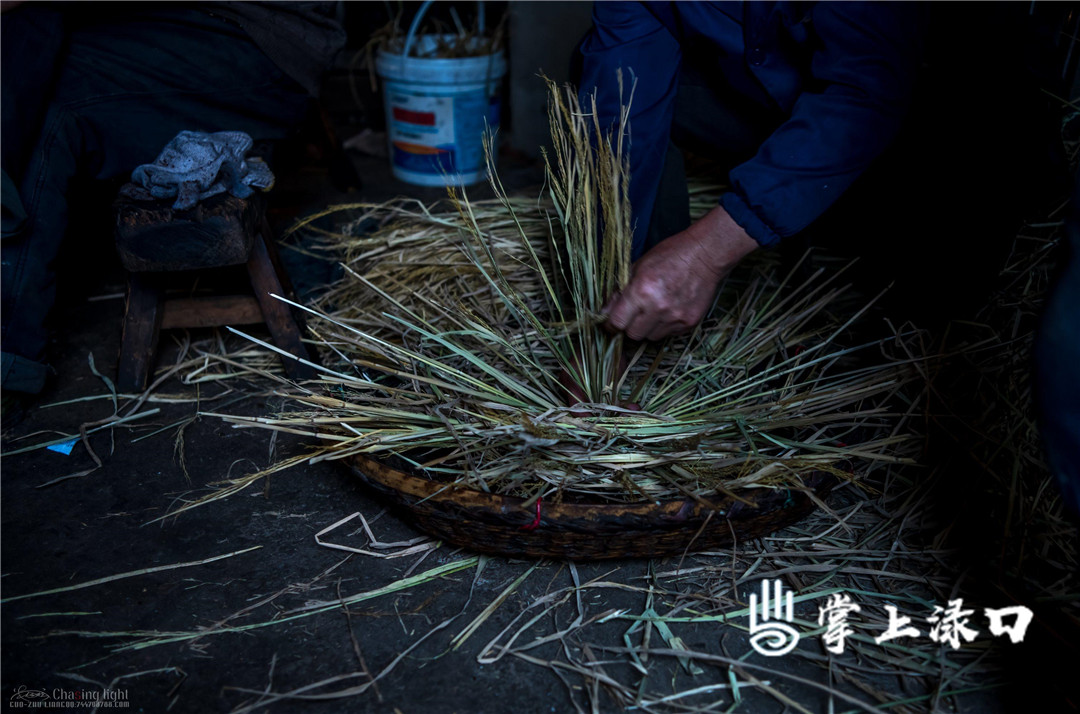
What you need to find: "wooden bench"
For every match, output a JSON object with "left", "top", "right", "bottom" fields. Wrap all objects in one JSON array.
[{"left": 114, "top": 187, "right": 316, "bottom": 392}]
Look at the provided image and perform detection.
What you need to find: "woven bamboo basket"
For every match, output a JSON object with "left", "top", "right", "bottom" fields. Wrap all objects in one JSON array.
[{"left": 346, "top": 454, "right": 837, "bottom": 559}]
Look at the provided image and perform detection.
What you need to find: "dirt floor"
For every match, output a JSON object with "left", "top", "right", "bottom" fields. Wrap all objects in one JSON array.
[{"left": 2, "top": 150, "right": 1077, "bottom": 714}]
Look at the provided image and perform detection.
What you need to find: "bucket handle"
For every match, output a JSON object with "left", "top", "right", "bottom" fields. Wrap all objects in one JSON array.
[{"left": 403, "top": 0, "right": 486, "bottom": 58}]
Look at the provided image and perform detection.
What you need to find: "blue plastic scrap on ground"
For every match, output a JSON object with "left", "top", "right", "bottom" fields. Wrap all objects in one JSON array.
[{"left": 46, "top": 438, "right": 77, "bottom": 456}]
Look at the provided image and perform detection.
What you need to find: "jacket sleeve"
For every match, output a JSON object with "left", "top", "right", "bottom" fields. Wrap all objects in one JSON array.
[
  {"left": 577, "top": 2, "right": 681, "bottom": 257},
  {"left": 721, "top": 2, "right": 924, "bottom": 246}
]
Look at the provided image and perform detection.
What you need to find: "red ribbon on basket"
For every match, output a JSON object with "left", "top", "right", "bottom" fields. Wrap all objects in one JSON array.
[{"left": 521, "top": 496, "right": 543, "bottom": 531}]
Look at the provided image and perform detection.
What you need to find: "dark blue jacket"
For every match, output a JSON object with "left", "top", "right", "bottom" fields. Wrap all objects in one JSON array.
[{"left": 578, "top": 1, "right": 924, "bottom": 256}]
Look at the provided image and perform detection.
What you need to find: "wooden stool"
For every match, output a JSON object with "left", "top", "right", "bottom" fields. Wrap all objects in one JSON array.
[{"left": 114, "top": 187, "right": 315, "bottom": 392}]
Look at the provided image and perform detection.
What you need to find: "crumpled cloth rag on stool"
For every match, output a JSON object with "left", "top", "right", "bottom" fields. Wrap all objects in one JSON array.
[{"left": 121, "top": 130, "right": 274, "bottom": 210}]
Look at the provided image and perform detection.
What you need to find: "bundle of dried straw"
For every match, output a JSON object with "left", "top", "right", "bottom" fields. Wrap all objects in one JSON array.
[{"left": 223, "top": 80, "right": 922, "bottom": 505}]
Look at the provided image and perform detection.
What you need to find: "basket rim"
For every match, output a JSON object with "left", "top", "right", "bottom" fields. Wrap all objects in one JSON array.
[{"left": 346, "top": 453, "right": 832, "bottom": 523}]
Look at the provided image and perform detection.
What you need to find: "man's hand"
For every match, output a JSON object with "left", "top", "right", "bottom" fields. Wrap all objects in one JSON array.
[{"left": 604, "top": 206, "right": 758, "bottom": 341}]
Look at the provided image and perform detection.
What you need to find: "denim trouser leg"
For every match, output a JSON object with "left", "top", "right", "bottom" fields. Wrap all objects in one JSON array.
[
  {"left": 0, "top": 7, "right": 310, "bottom": 394},
  {"left": 1035, "top": 179, "right": 1080, "bottom": 515}
]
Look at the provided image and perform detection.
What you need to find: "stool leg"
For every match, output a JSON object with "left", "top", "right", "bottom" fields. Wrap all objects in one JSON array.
[
  {"left": 260, "top": 217, "right": 298, "bottom": 297},
  {"left": 247, "top": 230, "right": 315, "bottom": 381},
  {"left": 117, "top": 273, "right": 163, "bottom": 393}
]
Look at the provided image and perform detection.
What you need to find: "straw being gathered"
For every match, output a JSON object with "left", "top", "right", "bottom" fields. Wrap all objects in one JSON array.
[{"left": 222, "top": 80, "right": 922, "bottom": 504}]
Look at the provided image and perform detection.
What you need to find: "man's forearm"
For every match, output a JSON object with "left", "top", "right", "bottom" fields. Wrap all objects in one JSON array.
[{"left": 695, "top": 205, "right": 759, "bottom": 278}]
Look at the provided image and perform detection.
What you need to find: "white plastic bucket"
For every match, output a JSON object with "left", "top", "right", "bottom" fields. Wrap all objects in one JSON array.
[{"left": 376, "top": 35, "right": 506, "bottom": 186}]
